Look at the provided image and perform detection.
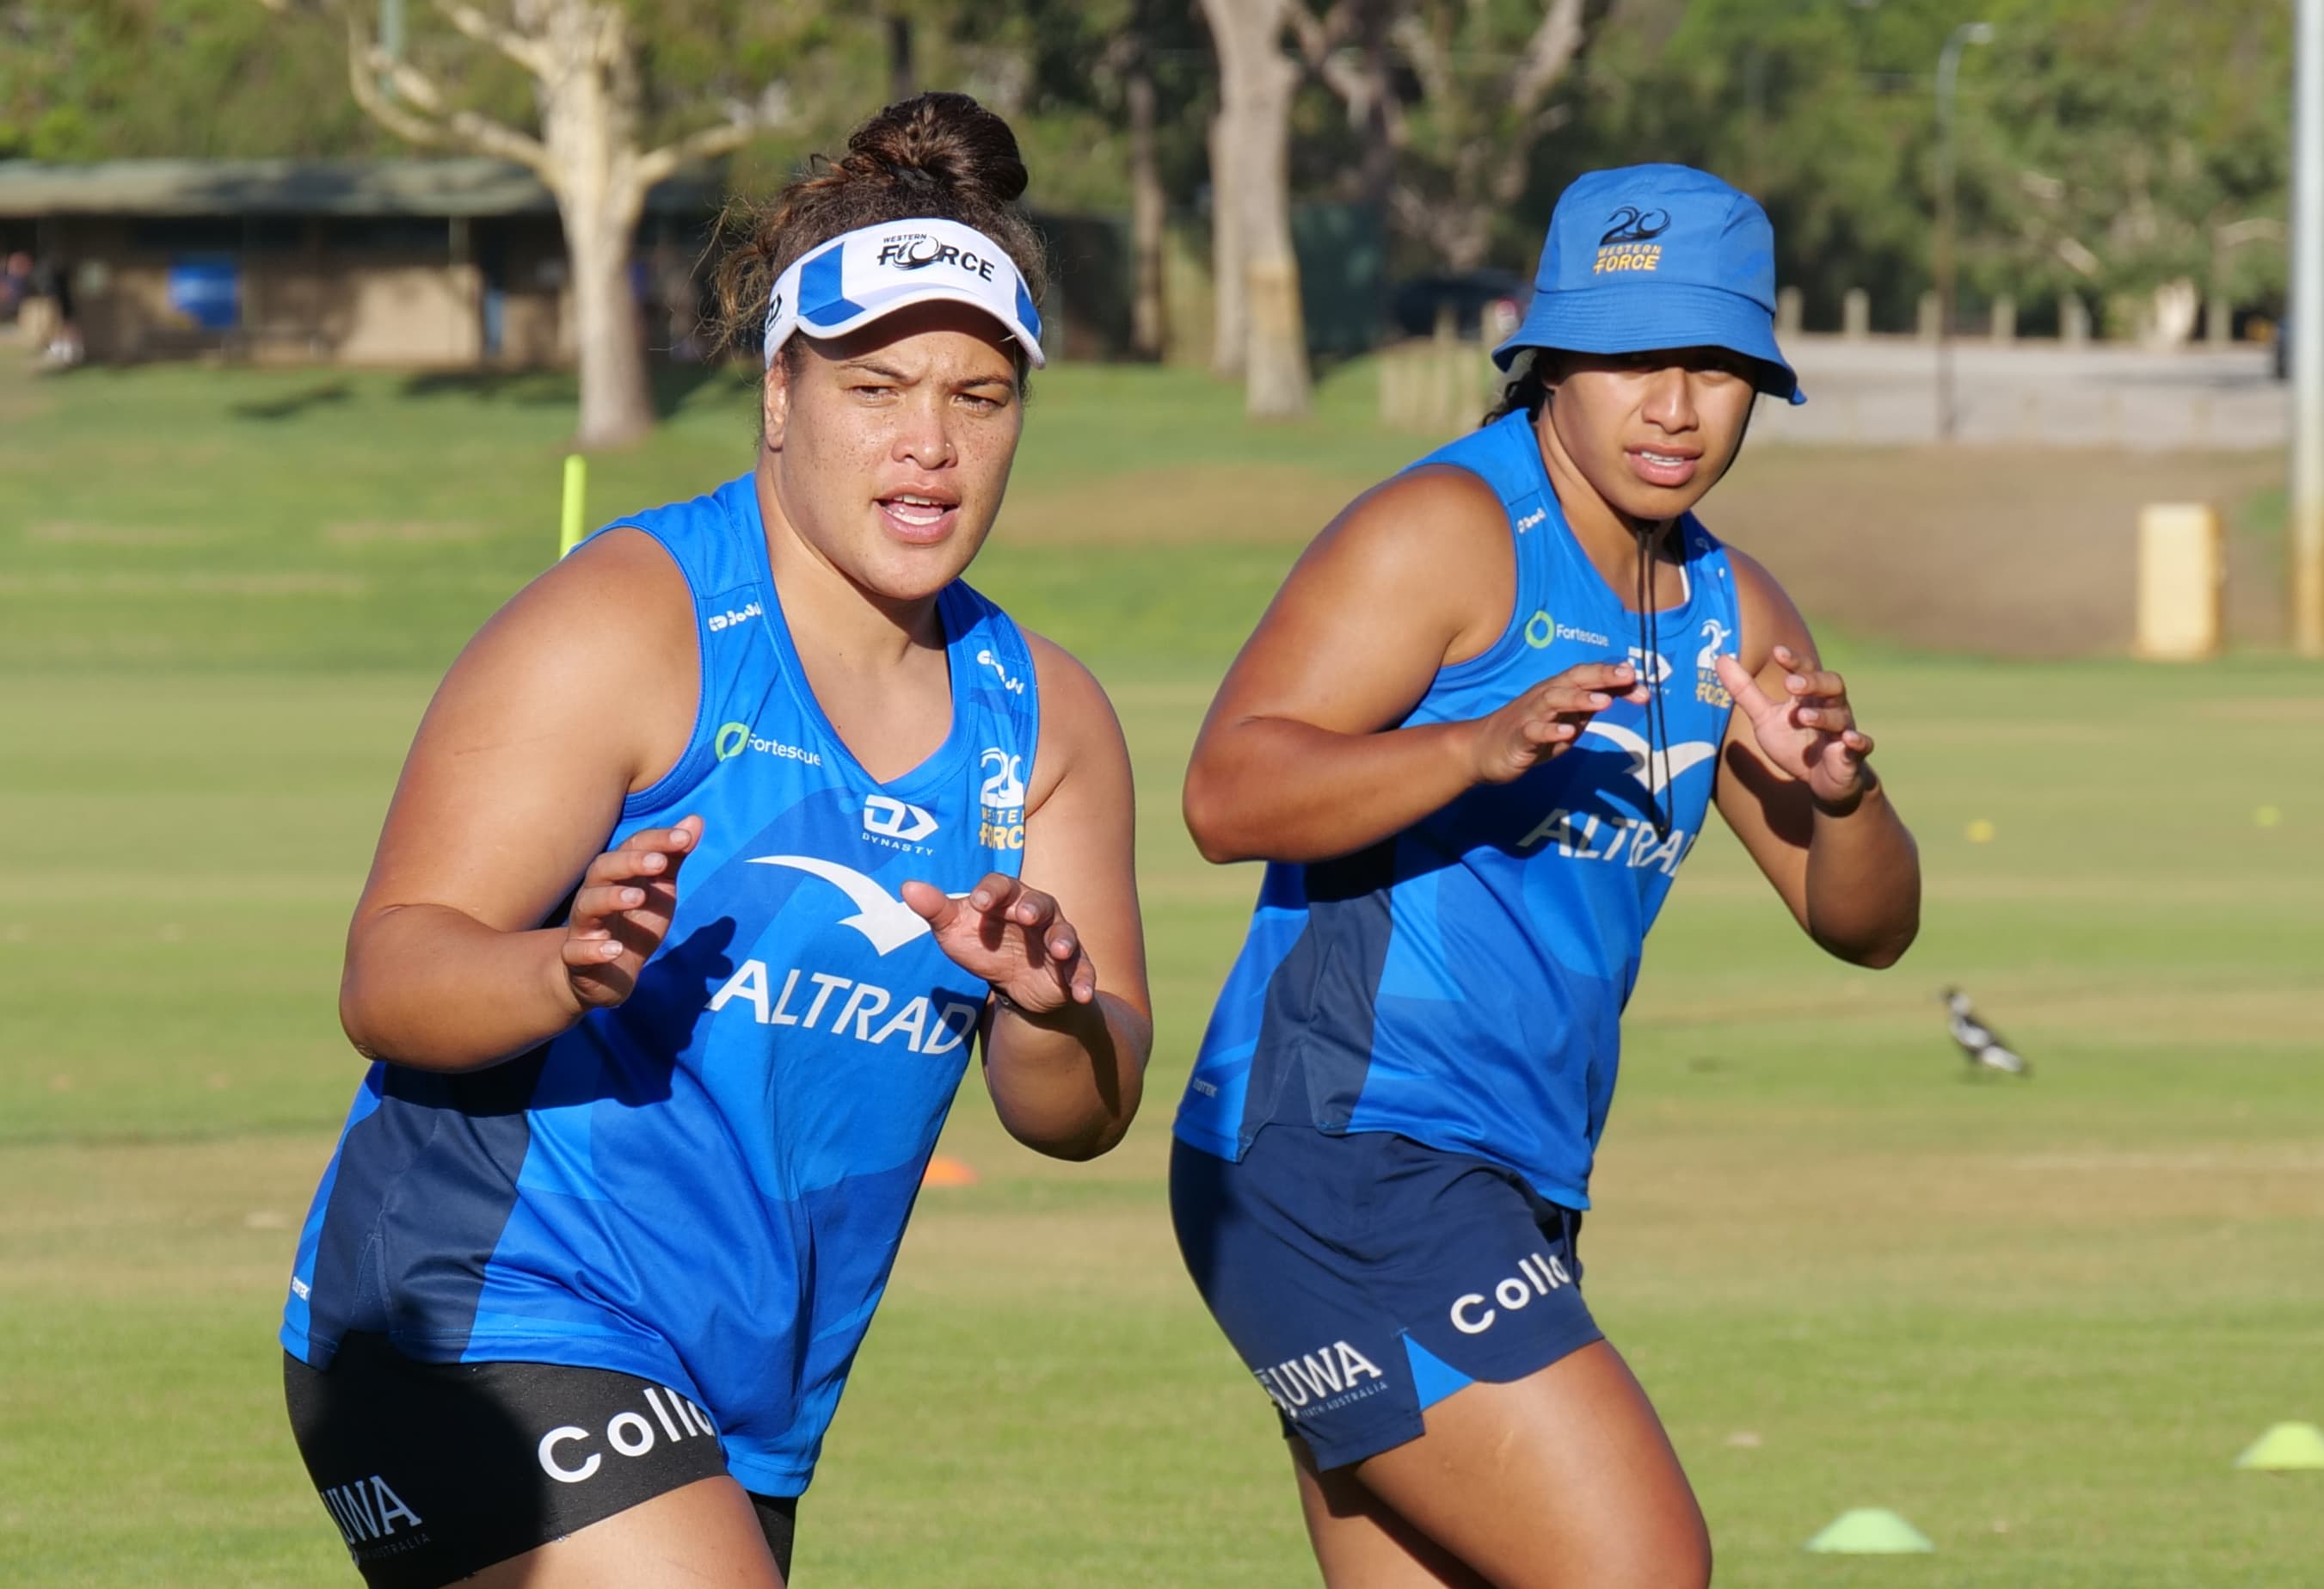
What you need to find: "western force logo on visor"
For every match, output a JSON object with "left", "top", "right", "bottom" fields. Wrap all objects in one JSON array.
[
  {"left": 763, "top": 216, "right": 1044, "bottom": 367},
  {"left": 875, "top": 233, "right": 999, "bottom": 279}
]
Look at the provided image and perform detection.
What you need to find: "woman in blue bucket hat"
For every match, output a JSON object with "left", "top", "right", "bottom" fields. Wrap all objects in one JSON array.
[{"left": 1171, "top": 164, "right": 1921, "bottom": 1584}]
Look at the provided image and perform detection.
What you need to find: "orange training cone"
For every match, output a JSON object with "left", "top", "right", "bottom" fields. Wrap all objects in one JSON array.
[{"left": 921, "top": 1155, "right": 980, "bottom": 1188}]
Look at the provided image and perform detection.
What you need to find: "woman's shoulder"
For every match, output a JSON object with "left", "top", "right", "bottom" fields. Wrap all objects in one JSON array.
[
  {"left": 1307, "top": 462, "right": 1516, "bottom": 588},
  {"left": 1712, "top": 539, "right": 1811, "bottom": 674},
  {"left": 1012, "top": 628, "right": 1125, "bottom": 812},
  {"left": 523, "top": 527, "right": 696, "bottom": 653},
  {"left": 447, "top": 527, "right": 698, "bottom": 768}
]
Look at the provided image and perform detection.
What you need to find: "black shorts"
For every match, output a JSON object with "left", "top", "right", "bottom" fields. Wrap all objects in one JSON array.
[{"left": 285, "top": 1333, "right": 796, "bottom": 1588}]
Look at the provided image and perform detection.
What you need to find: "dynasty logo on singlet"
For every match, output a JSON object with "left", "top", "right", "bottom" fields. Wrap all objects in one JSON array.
[
  {"left": 538, "top": 1386, "right": 719, "bottom": 1484},
  {"left": 320, "top": 1474, "right": 425, "bottom": 1555},
  {"left": 862, "top": 793, "right": 939, "bottom": 854},
  {"left": 1252, "top": 1339, "right": 1386, "bottom": 1421}
]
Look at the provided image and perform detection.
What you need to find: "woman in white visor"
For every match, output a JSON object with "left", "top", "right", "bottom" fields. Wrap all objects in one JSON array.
[{"left": 280, "top": 92, "right": 1150, "bottom": 1588}]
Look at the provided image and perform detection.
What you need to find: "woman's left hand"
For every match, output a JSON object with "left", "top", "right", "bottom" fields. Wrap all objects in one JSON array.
[
  {"left": 901, "top": 874, "right": 1098, "bottom": 1016},
  {"left": 1714, "top": 645, "right": 1875, "bottom": 809}
]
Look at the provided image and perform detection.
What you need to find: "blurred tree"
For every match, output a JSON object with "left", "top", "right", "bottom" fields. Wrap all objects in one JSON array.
[
  {"left": 1324, "top": 0, "right": 1609, "bottom": 274},
  {"left": 1969, "top": 0, "right": 2290, "bottom": 339},
  {"left": 0, "top": 0, "right": 385, "bottom": 158},
  {"left": 1197, "top": 0, "right": 1310, "bottom": 416},
  {"left": 1563, "top": 0, "right": 1939, "bottom": 331},
  {"left": 1565, "top": 0, "right": 2289, "bottom": 339},
  {"left": 933, "top": 0, "right": 1213, "bottom": 358},
  {"left": 1120, "top": 15, "right": 1165, "bottom": 360},
  {"left": 1288, "top": 0, "right": 1396, "bottom": 213},
  {"left": 251, "top": 0, "right": 824, "bottom": 448}
]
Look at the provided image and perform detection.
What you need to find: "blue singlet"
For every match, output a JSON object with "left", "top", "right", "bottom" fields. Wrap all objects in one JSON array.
[
  {"left": 282, "top": 473, "right": 1041, "bottom": 1497},
  {"left": 1174, "top": 410, "right": 1743, "bottom": 1209}
]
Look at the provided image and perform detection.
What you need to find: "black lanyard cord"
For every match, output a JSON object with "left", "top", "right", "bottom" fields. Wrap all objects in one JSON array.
[{"left": 1634, "top": 521, "right": 1674, "bottom": 843}]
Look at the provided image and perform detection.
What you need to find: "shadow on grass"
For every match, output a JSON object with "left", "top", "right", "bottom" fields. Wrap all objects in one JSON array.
[
  {"left": 396, "top": 363, "right": 750, "bottom": 420},
  {"left": 217, "top": 364, "right": 750, "bottom": 428},
  {"left": 229, "top": 381, "right": 354, "bottom": 421}
]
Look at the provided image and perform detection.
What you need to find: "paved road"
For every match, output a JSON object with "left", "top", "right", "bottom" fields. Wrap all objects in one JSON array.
[{"left": 1756, "top": 336, "right": 2288, "bottom": 451}]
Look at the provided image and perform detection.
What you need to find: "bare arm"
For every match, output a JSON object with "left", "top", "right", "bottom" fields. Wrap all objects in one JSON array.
[
  {"left": 339, "top": 529, "right": 699, "bottom": 1070},
  {"left": 1182, "top": 468, "right": 1649, "bottom": 865},
  {"left": 1712, "top": 548, "right": 1921, "bottom": 968},
  {"left": 899, "top": 637, "right": 1151, "bottom": 1160}
]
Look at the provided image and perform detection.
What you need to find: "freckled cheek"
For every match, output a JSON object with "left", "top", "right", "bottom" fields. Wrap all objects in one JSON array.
[
  {"left": 952, "top": 421, "right": 1020, "bottom": 493},
  {"left": 803, "top": 421, "right": 893, "bottom": 493}
]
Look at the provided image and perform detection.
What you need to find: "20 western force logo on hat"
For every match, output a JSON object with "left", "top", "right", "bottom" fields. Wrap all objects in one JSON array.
[
  {"left": 1595, "top": 205, "right": 1670, "bottom": 274},
  {"left": 1599, "top": 206, "right": 1672, "bottom": 244}
]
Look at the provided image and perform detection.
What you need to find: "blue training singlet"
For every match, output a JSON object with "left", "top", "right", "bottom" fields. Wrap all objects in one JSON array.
[
  {"left": 281, "top": 472, "right": 1040, "bottom": 1497},
  {"left": 1173, "top": 410, "right": 1742, "bottom": 1210}
]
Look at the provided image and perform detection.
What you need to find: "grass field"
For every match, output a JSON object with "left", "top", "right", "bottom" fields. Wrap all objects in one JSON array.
[{"left": 2, "top": 357, "right": 2320, "bottom": 1586}]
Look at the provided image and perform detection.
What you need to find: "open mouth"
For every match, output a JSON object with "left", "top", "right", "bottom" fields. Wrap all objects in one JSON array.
[
  {"left": 876, "top": 491, "right": 961, "bottom": 543},
  {"left": 1626, "top": 447, "right": 1701, "bottom": 488}
]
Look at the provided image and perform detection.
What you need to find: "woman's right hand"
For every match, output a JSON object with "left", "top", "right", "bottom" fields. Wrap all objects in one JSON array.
[
  {"left": 558, "top": 816, "right": 704, "bottom": 1011},
  {"left": 1466, "top": 662, "right": 1649, "bottom": 785}
]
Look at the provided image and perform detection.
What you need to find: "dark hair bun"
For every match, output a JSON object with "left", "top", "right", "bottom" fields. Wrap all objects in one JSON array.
[{"left": 845, "top": 92, "right": 1029, "bottom": 206}]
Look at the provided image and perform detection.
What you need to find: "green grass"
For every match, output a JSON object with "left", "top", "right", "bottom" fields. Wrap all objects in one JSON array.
[{"left": 3, "top": 360, "right": 2321, "bottom": 1586}]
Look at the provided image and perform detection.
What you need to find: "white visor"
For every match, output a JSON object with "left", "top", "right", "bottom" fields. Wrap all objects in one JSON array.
[{"left": 762, "top": 216, "right": 1044, "bottom": 368}]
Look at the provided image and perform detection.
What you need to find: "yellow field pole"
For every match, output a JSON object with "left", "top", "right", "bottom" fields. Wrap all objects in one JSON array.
[{"left": 556, "top": 453, "right": 588, "bottom": 560}]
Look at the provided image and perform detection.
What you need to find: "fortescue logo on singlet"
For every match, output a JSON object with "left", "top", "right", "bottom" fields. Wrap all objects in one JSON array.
[
  {"left": 320, "top": 1474, "right": 424, "bottom": 1554},
  {"left": 1252, "top": 1339, "right": 1386, "bottom": 1421},
  {"left": 537, "top": 1386, "right": 718, "bottom": 1485},
  {"left": 715, "top": 721, "right": 823, "bottom": 766},
  {"left": 1522, "top": 610, "right": 1614, "bottom": 650}
]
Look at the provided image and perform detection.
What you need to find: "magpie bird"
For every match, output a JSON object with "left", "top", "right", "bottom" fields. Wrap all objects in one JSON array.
[{"left": 1941, "top": 988, "right": 2028, "bottom": 1076}]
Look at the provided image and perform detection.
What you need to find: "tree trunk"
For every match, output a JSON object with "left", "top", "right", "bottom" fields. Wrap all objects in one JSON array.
[
  {"left": 1127, "top": 59, "right": 1166, "bottom": 361},
  {"left": 886, "top": 12, "right": 915, "bottom": 103},
  {"left": 333, "top": 0, "right": 784, "bottom": 447},
  {"left": 563, "top": 182, "right": 653, "bottom": 449},
  {"left": 532, "top": 1, "right": 655, "bottom": 449},
  {"left": 1207, "top": 109, "right": 1245, "bottom": 377},
  {"left": 1202, "top": 0, "right": 1309, "bottom": 417},
  {"left": 1355, "top": 22, "right": 1396, "bottom": 212}
]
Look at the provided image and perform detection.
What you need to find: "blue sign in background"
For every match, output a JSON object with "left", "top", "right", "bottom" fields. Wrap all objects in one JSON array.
[{"left": 167, "top": 256, "right": 240, "bottom": 330}]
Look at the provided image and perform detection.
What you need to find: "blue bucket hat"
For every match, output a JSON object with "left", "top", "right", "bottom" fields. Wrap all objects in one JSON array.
[{"left": 1493, "top": 163, "right": 1804, "bottom": 405}]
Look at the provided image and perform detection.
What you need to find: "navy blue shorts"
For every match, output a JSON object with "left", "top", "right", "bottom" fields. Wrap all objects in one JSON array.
[{"left": 1171, "top": 1125, "right": 1602, "bottom": 1471}]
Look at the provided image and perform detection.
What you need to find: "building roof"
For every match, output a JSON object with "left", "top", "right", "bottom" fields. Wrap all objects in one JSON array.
[{"left": 0, "top": 157, "right": 722, "bottom": 219}]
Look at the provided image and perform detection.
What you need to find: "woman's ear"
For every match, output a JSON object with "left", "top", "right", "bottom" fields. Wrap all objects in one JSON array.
[{"left": 761, "top": 355, "right": 792, "bottom": 451}]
